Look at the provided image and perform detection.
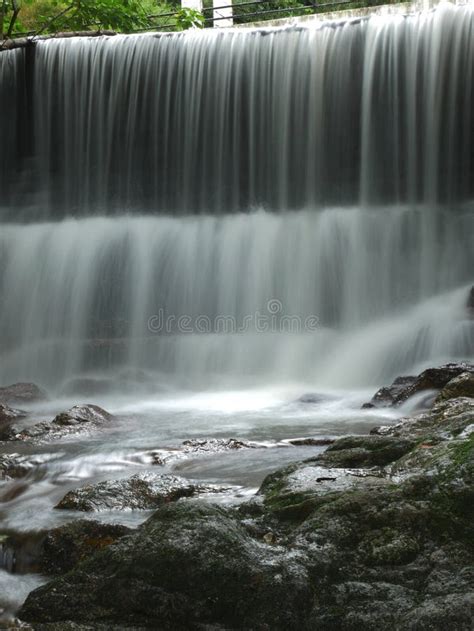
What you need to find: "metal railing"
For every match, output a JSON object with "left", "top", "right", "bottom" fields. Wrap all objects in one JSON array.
[
  {"left": 147, "top": 0, "right": 397, "bottom": 31},
  {"left": 2, "top": 0, "right": 398, "bottom": 43}
]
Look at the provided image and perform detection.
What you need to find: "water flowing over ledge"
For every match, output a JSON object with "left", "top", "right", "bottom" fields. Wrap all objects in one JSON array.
[
  {"left": 0, "top": 209, "right": 472, "bottom": 390},
  {"left": 0, "top": 2, "right": 473, "bottom": 216},
  {"left": 0, "top": 2, "right": 473, "bottom": 392}
]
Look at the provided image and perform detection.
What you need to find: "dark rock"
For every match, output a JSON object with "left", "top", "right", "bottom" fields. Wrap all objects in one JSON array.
[
  {"left": 30, "top": 624, "right": 149, "bottom": 630},
  {"left": 296, "top": 393, "right": 336, "bottom": 404},
  {"left": 371, "top": 397, "right": 474, "bottom": 441},
  {"left": 40, "top": 520, "right": 132, "bottom": 574},
  {"left": 20, "top": 503, "right": 311, "bottom": 629},
  {"left": 363, "top": 363, "right": 474, "bottom": 408},
  {"left": 1, "top": 520, "right": 131, "bottom": 577},
  {"left": 287, "top": 437, "right": 335, "bottom": 447},
  {"left": 55, "top": 473, "right": 204, "bottom": 511},
  {"left": 13, "top": 404, "right": 114, "bottom": 442},
  {"left": 467, "top": 285, "right": 474, "bottom": 316},
  {"left": 0, "top": 383, "right": 47, "bottom": 406},
  {"left": 312, "top": 435, "right": 417, "bottom": 468},
  {"left": 0, "top": 403, "right": 26, "bottom": 425},
  {"left": 435, "top": 371, "right": 474, "bottom": 404},
  {"left": 53, "top": 404, "right": 114, "bottom": 427},
  {"left": 181, "top": 437, "right": 255, "bottom": 454},
  {"left": 0, "top": 453, "right": 36, "bottom": 480},
  {"left": 362, "top": 375, "right": 416, "bottom": 408}
]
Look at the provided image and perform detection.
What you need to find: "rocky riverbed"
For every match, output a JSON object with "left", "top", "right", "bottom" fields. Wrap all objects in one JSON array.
[{"left": 0, "top": 364, "right": 473, "bottom": 629}]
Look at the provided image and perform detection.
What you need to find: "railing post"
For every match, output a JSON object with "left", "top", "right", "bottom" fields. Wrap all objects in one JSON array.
[{"left": 213, "top": 0, "right": 233, "bottom": 26}]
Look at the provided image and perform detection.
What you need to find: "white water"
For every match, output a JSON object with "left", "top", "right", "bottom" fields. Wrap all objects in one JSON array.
[
  {"left": 0, "top": 4, "right": 473, "bottom": 618},
  {"left": 0, "top": 4, "right": 473, "bottom": 391},
  {"left": 0, "top": 207, "right": 472, "bottom": 391}
]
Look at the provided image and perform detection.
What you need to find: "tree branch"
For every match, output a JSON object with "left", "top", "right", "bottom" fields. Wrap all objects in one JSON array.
[{"left": 6, "top": 0, "right": 20, "bottom": 38}]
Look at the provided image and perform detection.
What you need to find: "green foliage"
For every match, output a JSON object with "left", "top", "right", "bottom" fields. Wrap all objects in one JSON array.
[
  {"left": 1, "top": 0, "right": 410, "bottom": 38},
  {"left": 69, "top": 0, "right": 149, "bottom": 31},
  {"left": 231, "top": 0, "right": 312, "bottom": 24},
  {"left": 175, "top": 6, "right": 204, "bottom": 29}
]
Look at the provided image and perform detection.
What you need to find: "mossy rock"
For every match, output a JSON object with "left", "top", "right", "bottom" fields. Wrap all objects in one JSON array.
[{"left": 312, "top": 435, "right": 416, "bottom": 468}]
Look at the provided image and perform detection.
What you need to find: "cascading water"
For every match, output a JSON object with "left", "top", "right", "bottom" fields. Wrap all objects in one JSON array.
[
  {"left": 0, "top": 2, "right": 473, "bottom": 394},
  {"left": 0, "top": 7, "right": 474, "bottom": 615}
]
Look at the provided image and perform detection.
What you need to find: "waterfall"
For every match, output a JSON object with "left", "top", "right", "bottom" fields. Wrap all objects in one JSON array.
[{"left": 0, "top": 2, "right": 473, "bottom": 392}]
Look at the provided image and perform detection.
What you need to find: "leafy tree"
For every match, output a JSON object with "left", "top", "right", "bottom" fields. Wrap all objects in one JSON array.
[
  {"left": 1, "top": 0, "right": 21, "bottom": 38},
  {"left": 59, "top": 0, "right": 150, "bottom": 32},
  {"left": 175, "top": 6, "right": 204, "bottom": 29}
]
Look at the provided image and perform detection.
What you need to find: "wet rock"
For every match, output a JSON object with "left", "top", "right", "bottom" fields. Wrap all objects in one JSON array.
[
  {"left": 371, "top": 397, "right": 474, "bottom": 441},
  {"left": 55, "top": 473, "right": 204, "bottom": 511},
  {"left": 17, "top": 392, "right": 474, "bottom": 630},
  {"left": 362, "top": 375, "right": 416, "bottom": 408},
  {"left": 31, "top": 624, "right": 149, "bottom": 630},
  {"left": 0, "top": 383, "right": 47, "bottom": 405},
  {"left": 53, "top": 404, "right": 114, "bottom": 427},
  {"left": 363, "top": 363, "right": 474, "bottom": 408},
  {"left": 13, "top": 404, "right": 114, "bottom": 442},
  {"left": 20, "top": 502, "right": 311, "bottom": 629},
  {"left": 40, "top": 520, "right": 132, "bottom": 574},
  {"left": 435, "top": 371, "right": 474, "bottom": 404},
  {"left": 467, "top": 285, "right": 474, "bottom": 317},
  {"left": 287, "top": 437, "right": 335, "bottom": 447},
  {"left": 0, "top": 453, "right": 35, "bottom": 480},
  {"left": 181, "top": 437, "right": 255, "bottom": 454},
  {"left": 312, "top": 435, "right": 417, "bottom": 468},
  {"left": 296, "top": 393, "right": 336, "bottom": 404},
  {"left": 0, "top": 404, "right": 26, "bottom": 426},
  {"left": 259, "top": 459, "right": 388, "bottom": 521}
]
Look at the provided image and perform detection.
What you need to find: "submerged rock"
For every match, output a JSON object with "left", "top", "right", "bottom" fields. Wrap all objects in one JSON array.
[
  {"left": 0, "top": 453, "right": 36, "bottom": 480},
  {"left": 55, "top": 473, "right": 206, "bottom": 511},
  {"left": 296, "top": 392, "right": 336, "bottom": 404},
  {"left": 181, "top": 437, "right": 255, "bottom": 454},
  {"left": 0, "top": 383, "right": 47, "bottom": 405},
  {"left": 363, "top": 363, "right": 474, "bottom": 408},
  {"left": 13, "top": 404, "right": 114, "bottom": 442}
]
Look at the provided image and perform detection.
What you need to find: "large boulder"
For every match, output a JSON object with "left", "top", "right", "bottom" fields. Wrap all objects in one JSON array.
[
  {"left": 362, "top": 375, "right": 416, "bottom": 408},
  {"left": 40, "top": 520, "right": 132, "bottom": 574},
  {"left": 311, "top": 434, "right": 417, "bottom": 468},
  {"left": 20, "top": 502, "right": 311, "bottom": 629},
  {"left": 435, "top": 371, "right": 474, "bottom": 404},
  {"left": 13, "top": 404, "right": 114, "bottom": 442},
  {"left": 1, "top": 521, "right": 132, "bottom": 577},
  {"left": 0, "top": 382, "right": 47, "bottom": 405},
  {"left": 363, "top": 363, "right": 474, "bottom": 408},
  {"left": 55, "top": 473, "right": 208, "bottom": 511}
]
